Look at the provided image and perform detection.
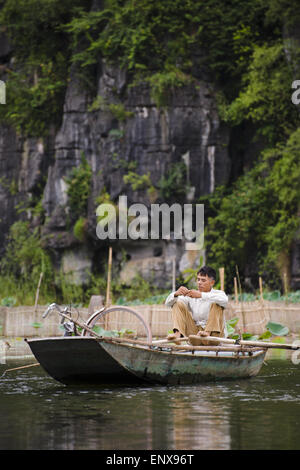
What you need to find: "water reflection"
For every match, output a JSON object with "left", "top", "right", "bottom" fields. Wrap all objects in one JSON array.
[
  {"left": 171, "top": 388, "right": 231, "bottom": 449},
  {"left": 0, "top": 349, "right": 300, "bottom": 450}
]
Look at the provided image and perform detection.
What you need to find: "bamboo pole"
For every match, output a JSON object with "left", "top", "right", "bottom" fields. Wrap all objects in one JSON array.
[
  {"left": 99, "top": 336, "right": 263, "bottom": 352},
  {"left": 86, "top": 331, "right": 299, "bottom": 352},
  {"left": 1, "top": 362, "right": 40, "bottom": 379},
  {"left": 283, "top": 271, "right": 288, "bottom": 296},
  {"left": 102, "top": 336, "right": 263, "bottom": 353},
  {"left": 259, "top": 276, "right": 263, "bottom": 301},
  {"left": 235, "top": 265, "right": 242, "bottom": 298},
  {"left": 234, "top": 277, "right": 238, "bottom": 303},
  {"left": 236, "top": 265, "right": 246, "bottom": 332},
  {"left": 105, "top": 247, "right": 113, "bottom": 330},
  {"left": 106, "top": 246, "right": 112, "bottom": 307},
  {"left": 34, "top": 272, "right": 43, "bottom": 315},
  {"left": 153, "top": 337, "right": 189, "bottom": 345},
  {"left": 219, "top": 267, "right": 224, "bottom": 291},
  {"left": 172, "top": 257, "right": 176, "bottom": 292},
  {"left": 188, "top": 334, "right": 300, "bottom": 350},
  {"left": 259, "top": 275, "right": 269, "bottom": 323},
  {"left": 169, "top": 344, "right": 264, "bottom": 353}
]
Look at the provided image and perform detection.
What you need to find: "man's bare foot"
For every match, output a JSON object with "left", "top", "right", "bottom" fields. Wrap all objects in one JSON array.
[
  {"left": 167, "top": 330, "right": 182, "bottom": 344},
  {"left": 197, "top": 331, "right": 209, "bottom": 337}
]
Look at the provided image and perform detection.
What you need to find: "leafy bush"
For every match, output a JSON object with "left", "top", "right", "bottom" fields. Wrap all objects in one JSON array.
[
  {"left": 73, "top": 217, "right": 87, "bottom": 242},
  {"left": 0, "top": 0, "right": 90, "bottom": 136},
  {"left": 158, "top": 162, "right": 189, "bottom": 202},
  {"left": 66, "top": 0, "right": 270, "bottom": 100},
  {"left": 88, "top": 95, "right": 134, "bottom": 120},
  {"left": 1, "top": 221, "right": 53, "bottom": 282},
  {"left": 147, "top": 66, "right": 193, "bottom": 107},
  {"left": 123, "top": 171, "right": 153, "bottom": 191},
  {"left": 204, "top": 127, "right": 300, "bottom": 289},
  {"left": 0, "top": 221, "right": 55, "bottom": 304},
  {"left": 65, "top": 154, "right": 92, "bottom": 219},
  {"left": 1, "top": 297, "right": 16, "bottom": 307},
  {"left": 0, "top": 58, "right": 67, "bottom": 136},
  {"left": 220, "top": 42, "right": 299, "bottom": 143}
]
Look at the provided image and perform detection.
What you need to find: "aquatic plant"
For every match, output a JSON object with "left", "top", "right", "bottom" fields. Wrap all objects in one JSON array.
[{"left": 266, "top": 321, "right": 289, "bottom": 337}]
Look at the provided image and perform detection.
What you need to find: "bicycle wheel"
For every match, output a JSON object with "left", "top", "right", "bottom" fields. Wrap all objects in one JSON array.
[{"left": 82, "top": 306, "right": 152, "bottom": 343}]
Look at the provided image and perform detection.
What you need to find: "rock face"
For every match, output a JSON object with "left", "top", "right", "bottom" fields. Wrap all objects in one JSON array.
[
  {"left": 37, "top": 57, "right": 231, "bottom": 287},
  {"left": 0, "top": 123, "right": 55, "bottom": 251},
  {"left": 4, "top": 11, "right": 299, "bottom": 291},
  {"left": 0, "top": 22, "right": 268, "bottom": 290}
]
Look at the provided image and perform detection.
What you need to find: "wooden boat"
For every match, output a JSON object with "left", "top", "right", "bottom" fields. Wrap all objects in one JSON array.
[
  {"left": 24, "top": 303, "right": 274, "bottom": 386},
  {"left": 25, "top": 335, "right": 267, "bottom": 386},
  {"left": 25, "top": 336, "right": 267, "bottom": 385}
]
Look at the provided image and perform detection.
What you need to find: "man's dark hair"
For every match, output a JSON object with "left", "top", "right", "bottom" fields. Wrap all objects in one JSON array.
[{"left": 197, "top": 266, "right": 216, "bottom": 280}]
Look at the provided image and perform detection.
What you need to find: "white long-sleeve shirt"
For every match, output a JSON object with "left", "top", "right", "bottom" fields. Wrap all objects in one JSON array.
[{"left": 165, "top": 288, "right": 228, "bottom": 332}]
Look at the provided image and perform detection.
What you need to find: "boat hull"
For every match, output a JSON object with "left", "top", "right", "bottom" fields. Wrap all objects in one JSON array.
[
  {"left": 101, "top": 341, "right": 267, "bottom": 385},
  {"left": 25, "top": 337, "right": 143, "bottom": 385},
  {"left": 26, "top": 336, "right": 267, "bottom": 386}
]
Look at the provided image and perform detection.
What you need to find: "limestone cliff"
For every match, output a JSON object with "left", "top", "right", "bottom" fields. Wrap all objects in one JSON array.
[
  {"left": 1, "top": 1, "right": 299, "bottom": 292},
  {"left": 0, "top": 29, "right": 233, "bottom": 288}
]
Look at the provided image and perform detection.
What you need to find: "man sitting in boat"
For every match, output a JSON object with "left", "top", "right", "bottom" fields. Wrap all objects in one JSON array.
[{"left": 165, "top": 266, "right": 228, "bottom": 345}]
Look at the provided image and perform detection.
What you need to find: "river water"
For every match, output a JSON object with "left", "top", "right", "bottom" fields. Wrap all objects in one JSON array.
[{"left": 0, "top": 342, "right": 300, "bottom": 450}]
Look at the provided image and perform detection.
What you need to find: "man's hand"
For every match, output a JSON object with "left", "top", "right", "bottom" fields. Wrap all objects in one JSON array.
[
  {"left": 186, "top": 289, "right": 202, "bottom": 298},
  {"left": 174, "top": 286, "right": 190, "bottom": 297}
]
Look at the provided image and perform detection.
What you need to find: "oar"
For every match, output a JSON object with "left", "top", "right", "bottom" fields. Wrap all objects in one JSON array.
[
  {"left": 0, "top": 362, "right": 40, "bottom": 379},
  {"left": 188, "top": 335, "right": 300, "bottom": 350}
]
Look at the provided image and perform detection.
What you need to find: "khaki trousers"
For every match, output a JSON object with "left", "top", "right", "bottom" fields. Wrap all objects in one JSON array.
[{"left": 171, "top": 301, "right": 225, "bottom": 345}]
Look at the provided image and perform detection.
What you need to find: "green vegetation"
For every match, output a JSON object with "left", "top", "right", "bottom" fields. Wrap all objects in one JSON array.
[
  {"left": 65, "top": 154, "right": 92, "bottom": 219},
  {"left": 113, "top": 274, "right": 167, "bottom": 306},
  {"left": 0, "top": 0, "right": 91, "bottom": 136},
  {"left": 158, "top": 162, "right": 189, "bottom": 202},
  {"left": 123, "top": 171, "right": 158, "bottom": 202},
  {"left": 65, "top": 0, "right": 273, "bottom": 102},
  {"left": 73, "top": 217, "right": 87, "bottom": 242},
  {"left": 88, "top": 326, "right": 137, "bottom": 339},
  {"left": 0, "top": 221, "right": 55, "bottom": 304},
  {"left": 0, "top": 0, "right": 300, "bottom": 295},
  {"left": 203, "top": 127, "right": 300, "bottom": 289},
  {"left": 0, "top": 221, "right": 167, "bottom": 305},
  {"left": 0, "top": 58, "right": 67, "bottom": 136},
  {"left": 95, "top": 186, "right": 114, "bottom": 207},
  {"left": 88, "top": 95, "right": 134, "bottom": 120},
  {"left": 148, "top": 66, "right": 193, "bottom": 108},
  {"left": 226, "top": 317, "right": 289, "bottom": 341},
  {"left": 123, "top": 171, "right": 153, "bottom": 191},
  {"left": 266, "top": 321, "right": 289, "bottom": 336},
  {"left": 218, "top": 42, "right": 299, "bottom": 144},
  {"left": 1, "top": 297, "right": 16, "bottom": 307}
]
